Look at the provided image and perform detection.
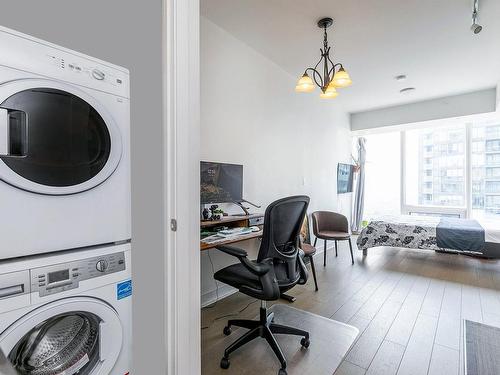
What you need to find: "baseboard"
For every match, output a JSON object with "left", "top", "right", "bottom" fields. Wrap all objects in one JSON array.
[{"left": 201, "top": 283, "right": 237, "bottom": 307}]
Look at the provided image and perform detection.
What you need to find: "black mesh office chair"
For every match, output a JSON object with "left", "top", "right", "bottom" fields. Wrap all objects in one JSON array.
[{"left": 214, "top": 196, "right": 311, "bottom": 375}]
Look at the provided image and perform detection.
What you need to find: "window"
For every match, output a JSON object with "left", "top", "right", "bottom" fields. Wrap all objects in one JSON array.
[
  {"left": 362, "top": 131, "right": 401, "bottom": 220},
  {"left": 486, "top": 181, "right": 500, "bottom": 193},
  {"left": 404, "top": 124, "right": 466, "bottom": 209},
  {"left": 486, "top": 168, "right": 500, "bottom": 178},
  {"left": 486, "top": 125, "right": 500, "bottom": 139},
  {"left": 473, "top": 122, "right": 500, "bottom": 219},
  {"left": 360, "top": 119, "right": 500, "bottom": 220},
  {"left": 486, "top": 140, "right": 500, "bottom": 152},
  {"left": 486, "top": 154, "right": 500, "bottom": 165}
]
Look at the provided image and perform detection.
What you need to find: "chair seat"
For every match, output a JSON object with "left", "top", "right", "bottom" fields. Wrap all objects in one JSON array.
[
  {"left": 316, "top": 230, "right": 350, "bottom": 240},
  {"left": 301, "top": 243, "right": 317, "bottom": 256},
  {"left": 214, "top": 263, "right": 262, "bottom": 291}
]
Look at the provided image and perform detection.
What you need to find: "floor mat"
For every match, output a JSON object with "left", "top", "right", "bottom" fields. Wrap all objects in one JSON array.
[
  {"left": 202, "top": 304, "right": 359, "bottom": 375},
  {"left": 465, "top": 320, "right": 500, "bottom": 375}
]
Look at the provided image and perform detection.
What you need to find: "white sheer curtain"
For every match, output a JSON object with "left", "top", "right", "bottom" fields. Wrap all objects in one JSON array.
[{"left": 352, "top": 137, "right": 366, "bottom": 233}]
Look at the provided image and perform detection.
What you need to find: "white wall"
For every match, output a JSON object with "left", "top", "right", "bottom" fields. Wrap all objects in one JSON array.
[
  {"left": 200, "top": 17, "right": 352, "bottom": 305},
  {"left": 351, "top": 88, "right": 497, "bottom": 131},
  {"left": 0, "top": 2, "right": 165, "bottom": 374}
]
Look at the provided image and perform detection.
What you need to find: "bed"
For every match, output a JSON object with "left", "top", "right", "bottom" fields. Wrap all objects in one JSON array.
[{"left": 357, "top": 215, "right": 500, "bottom": 258}]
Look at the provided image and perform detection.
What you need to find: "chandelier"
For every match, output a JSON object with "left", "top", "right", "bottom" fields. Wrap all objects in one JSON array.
[{"left": 295, "top": 18, "right": 352, "bottom": 99}]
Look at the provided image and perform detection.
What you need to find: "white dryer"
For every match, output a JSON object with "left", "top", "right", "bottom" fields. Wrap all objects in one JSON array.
[
  {"left": 0, "top": 26, "right": 130, "bottom": 259},
  {"left": 0, "top": 243, "right": 132, "bottom": 375}
]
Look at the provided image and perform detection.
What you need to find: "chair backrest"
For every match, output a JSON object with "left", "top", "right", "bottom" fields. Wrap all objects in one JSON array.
[
  {"left": 312, "top": 211, "right": 349, "bottom": 234},
  {"left": 257, "top": 195, "right": 310, "bottom": 287}
]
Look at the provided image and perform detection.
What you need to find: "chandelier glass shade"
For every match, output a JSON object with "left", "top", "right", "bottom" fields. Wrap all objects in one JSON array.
[{"left": 295, "top": 18, "right": 352, "bottom": 99}]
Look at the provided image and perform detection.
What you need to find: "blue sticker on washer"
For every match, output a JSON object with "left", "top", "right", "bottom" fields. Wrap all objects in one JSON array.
[{"left": 117, "top": 280, "right": 132, "bottom": 300}]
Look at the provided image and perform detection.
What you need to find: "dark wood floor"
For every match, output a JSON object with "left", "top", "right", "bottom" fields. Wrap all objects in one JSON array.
[{"left": 201, "top": 243, "right": 500, "bottom": 375}]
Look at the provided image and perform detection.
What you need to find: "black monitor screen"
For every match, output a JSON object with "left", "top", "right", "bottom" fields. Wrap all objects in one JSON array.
[
  {"left": 337, "top": 163, "right": 354, "bottom": 194},
  {"left": 201, "top": 161, "right": 243, "bottom": 204}
]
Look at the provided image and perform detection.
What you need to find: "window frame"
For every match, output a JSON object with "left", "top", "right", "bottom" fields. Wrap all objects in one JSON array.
[{"left": 400, "top": 123, "right": 473, "bottom": 218}]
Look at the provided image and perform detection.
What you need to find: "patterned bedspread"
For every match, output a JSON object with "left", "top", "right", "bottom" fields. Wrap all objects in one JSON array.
[{"left": 357, "top": 215, "right": 442, "bottom": 253}]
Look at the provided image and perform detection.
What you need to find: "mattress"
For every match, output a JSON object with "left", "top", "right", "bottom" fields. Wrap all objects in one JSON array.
[
  {"left": 357, "top": 215, "right": 500, "bottom": 255},
  {"left": 478, "top": 219, "right": 500, "bottom": 244}
]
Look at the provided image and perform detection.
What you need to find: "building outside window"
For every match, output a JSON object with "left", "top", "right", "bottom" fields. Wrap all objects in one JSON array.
[
  {"left": 360, "top": 119, "right": 500, "bottom": 220},
  {"left": 473, "top": 123, "right": 500, "bottom": 218},
  {"left": 406, "top": 124, "right": 466, "bottom": 208}
]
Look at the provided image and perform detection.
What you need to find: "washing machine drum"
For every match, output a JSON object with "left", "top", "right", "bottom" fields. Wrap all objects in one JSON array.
[{"left": 9, "top": 313, "right": 100, "bottom": 375}]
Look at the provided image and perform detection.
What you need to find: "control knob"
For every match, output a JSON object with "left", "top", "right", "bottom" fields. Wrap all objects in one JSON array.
[
  {"left": 92, "top": 69, "right": 105, "bottom": 80},
  {"left": 96, "top": 260, "right": 108, "bottom": 272}
]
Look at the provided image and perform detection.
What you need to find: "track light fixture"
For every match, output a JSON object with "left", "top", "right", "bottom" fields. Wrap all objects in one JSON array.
[{"left": 471, "top": 0, "right": 482, "bottom": 34}]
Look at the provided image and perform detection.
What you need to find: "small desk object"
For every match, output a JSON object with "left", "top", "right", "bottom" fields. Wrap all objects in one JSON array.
[{"left": 200, "top": 213, "right": 264, "bottom": 251}]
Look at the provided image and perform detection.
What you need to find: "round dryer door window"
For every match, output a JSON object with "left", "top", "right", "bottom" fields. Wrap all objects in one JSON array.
[
  {"left": 0, "top": 79, "right": 122, "bottom": 195},
  {"left": 0, "top": 297, "right": 123, "bottom": 375}
]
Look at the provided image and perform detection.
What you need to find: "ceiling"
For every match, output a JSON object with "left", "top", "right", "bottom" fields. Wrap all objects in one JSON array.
[{"left": 201, "top": 0, "right": 500, "bottom": 113}]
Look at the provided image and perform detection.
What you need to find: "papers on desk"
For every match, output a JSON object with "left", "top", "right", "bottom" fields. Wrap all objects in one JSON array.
[
  {"left": 201, "top": 227, "right": 254, "bottom": 245},
  {"left": 218, "top": 227, "right": 253, "bottom": 237}
]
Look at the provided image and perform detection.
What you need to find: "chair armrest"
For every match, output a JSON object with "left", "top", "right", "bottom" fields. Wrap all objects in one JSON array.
[
  {"left": 215, "top": 245, "right": 271, "bottom": 276},
  {"left": 216, "top": 244, "right": 248, "bottom": 258},
  {"left": 240, "top": 258, "right": 271, "bottom": 276}
]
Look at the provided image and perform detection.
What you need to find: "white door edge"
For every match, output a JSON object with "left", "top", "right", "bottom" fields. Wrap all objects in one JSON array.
[{"left": 163, "top": 0, "right": 201, "bottom": 374}]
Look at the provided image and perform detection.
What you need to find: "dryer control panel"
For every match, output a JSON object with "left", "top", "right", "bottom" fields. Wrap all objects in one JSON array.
[
  {"left": 0, "top": 26, "right": 130, "bottom": 98},
  {"left": 31, "top": 251, "right": 126, "bottom": 297}
]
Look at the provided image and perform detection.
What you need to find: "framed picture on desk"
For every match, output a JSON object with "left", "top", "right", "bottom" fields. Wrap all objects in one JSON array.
[{"left": 300, "top": 214, "right": 311, "bottom": 245}]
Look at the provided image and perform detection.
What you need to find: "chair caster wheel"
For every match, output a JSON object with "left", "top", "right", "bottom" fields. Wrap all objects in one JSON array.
[
  {"left": 223, "top": 326, "right": 231, "bottom": 336},
  {"left": 278, "top": 368, "right": 287, "bottom": 375},
  {"left": 220, "top": 357, "right": 230, "bottom": 369},
  {"left": 301, "top": 337, "right": 310, "bottom": 348}
]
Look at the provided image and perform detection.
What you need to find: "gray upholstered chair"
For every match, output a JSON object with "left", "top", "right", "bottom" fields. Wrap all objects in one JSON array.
[{"left": 312, "top": 211, "right": 354, "bottom": 265}]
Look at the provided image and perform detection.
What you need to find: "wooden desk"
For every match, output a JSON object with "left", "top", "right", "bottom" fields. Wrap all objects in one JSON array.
[{"left": 200, "top": 213, "right": 264, "bottom": 251}]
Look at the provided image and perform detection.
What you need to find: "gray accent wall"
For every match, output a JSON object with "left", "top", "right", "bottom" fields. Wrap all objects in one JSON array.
[{"left": 0, "top": 1, "right": 165, "bottom": 374}]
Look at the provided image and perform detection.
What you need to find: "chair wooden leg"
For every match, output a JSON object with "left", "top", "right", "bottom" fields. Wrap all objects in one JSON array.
[
  {"left": 323, "top": 239, "right": 327, "bottom": 266},
  {"left": 309, "top": 255, "right": 318, "bottom": 291},
  {"left": 335, "top": 240, "right": 338, "bottom": 257},
  {"left": 348, "top": 237, "right": 354, "bottom": 265}
]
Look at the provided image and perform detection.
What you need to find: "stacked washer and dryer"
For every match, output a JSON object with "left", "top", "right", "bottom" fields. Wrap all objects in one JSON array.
[{"left": 0, "top": 26, "right": 132, "bottom": 375}]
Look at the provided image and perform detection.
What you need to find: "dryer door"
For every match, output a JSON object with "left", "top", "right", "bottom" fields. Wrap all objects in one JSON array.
[
  {"left": 0, "top": 79, "right": 122, "bottom": 195},
  {"left": 0, "top": 297, "right": 123, "bottom": 375}
]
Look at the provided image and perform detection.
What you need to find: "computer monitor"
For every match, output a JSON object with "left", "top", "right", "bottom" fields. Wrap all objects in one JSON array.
[{"left": 200, "top": 161, "right": 243, "bottom": 204}]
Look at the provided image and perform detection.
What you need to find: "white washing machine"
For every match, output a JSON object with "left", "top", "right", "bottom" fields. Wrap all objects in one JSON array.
[
  {"left": 0, "top": 26, "right": 130, "bottom": 259},
  {"left": 0, "top": 243, "right": 132, "bottom": 375}
]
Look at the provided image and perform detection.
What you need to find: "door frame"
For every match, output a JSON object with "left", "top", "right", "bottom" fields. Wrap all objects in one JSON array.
[{"left": 163, "top": 0, "right": 201, "bottom": 374}]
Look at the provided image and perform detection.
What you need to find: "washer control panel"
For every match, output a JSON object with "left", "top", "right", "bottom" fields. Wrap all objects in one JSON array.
[{"left": 31, "top": 252, "right": 126, "bottom": 297}]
